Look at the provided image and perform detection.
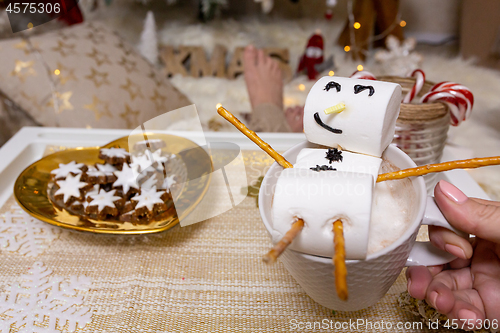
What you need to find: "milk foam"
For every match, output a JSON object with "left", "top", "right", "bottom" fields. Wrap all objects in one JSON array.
[{"left": 368, "top": 158, "right": 417, "bottom": 254}]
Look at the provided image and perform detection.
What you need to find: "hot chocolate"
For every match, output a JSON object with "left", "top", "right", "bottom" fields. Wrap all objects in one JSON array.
[{"left": 368, "top": 158, "right": 417, "bottom": 255}]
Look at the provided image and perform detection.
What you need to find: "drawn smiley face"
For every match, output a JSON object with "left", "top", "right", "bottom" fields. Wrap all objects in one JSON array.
[
  {"left": 313, "top": 81, "right": 376, "bottom": 135},
  {"left": 303, "top": 76, "right": 402, "bottom": 157}
]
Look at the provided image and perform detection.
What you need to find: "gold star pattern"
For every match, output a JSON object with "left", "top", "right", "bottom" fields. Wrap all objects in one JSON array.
[
  {"left": 86, "top": 22, "right": 100, "bottom": 32},
  {"left": 10, "top": 60, "right": 36, "bottom": 83},
  {"left": 85, "top": 68, "right": 110, "bottom": 88},
  {"left": 57, "top": 30, "right": 78, "bottom": 40},
  {"left": 86, "top": 30, "right": 106, "bottom": 44},
  {"left": 84, "top": 95, "right": 112, "bottom": 121},
  {"left": 147, "top": 69, "right": 163, "bottom": 88},
  {"left": 116, "top": 40, "right": 134, "bottom": 56},
  {"left": 86, "top": 47, "right": 111, "bottom": 66},
  {"left": 117, "top": 56, "right": 137, "bottom": 72},
  {"left": 150, "top": 89, "right": 167, "bottom": 111},
  {"left": 51, "top": 39, "right": 76, "bottom": 57},
  {"left": 13, "top": 39, "right": 31, "bottom": 56},
  {"left": 46, "top": 91, "right": 74, "bottom": 114},
  {"left": 54, "top": 62, "right": 77, "bottom": 85},
  {"left": 20, "top": 91, "right": 39, "bottom": 108},
  {"left": 120, "top": 103, "right": 140, "bottom": 128},
  {"left": 120, "top": 78, "right": 143, "bottom": 101}
]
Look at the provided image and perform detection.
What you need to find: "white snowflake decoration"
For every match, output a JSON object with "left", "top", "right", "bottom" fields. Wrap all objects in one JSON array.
[
  {"left": 0, "top": 205, "right": 62, "bottom": 257},
  {"left": 374, "top": 35, "right": 423, "bottom": 76},
  {"left": 0, "top": 262, "right": 92, "bottom": 332}
]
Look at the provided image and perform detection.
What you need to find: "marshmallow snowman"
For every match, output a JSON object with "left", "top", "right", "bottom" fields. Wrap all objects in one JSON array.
[{"left": 271, "top": 76, "right": 402, "bottom": 259}]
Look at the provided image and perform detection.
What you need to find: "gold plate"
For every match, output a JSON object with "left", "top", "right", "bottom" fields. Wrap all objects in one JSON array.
[{"left": 13, "top": 133, "right": 213, "bottom": 234}]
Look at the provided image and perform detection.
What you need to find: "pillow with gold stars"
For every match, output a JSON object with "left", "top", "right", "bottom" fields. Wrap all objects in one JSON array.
[{"left": 0, "top": 22, "right": 191, "bottom": 130}]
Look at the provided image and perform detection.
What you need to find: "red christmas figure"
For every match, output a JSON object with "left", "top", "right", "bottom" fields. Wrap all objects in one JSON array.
[{"left": 297, "top": 31, "right": 324, "bottom": 80}]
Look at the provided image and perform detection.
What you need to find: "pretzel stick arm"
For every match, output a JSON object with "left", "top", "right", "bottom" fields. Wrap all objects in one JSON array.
[
  {"left": 217, "top": 105, "right": 293, "bottom": 169},
  {"left": 377, "top": 156, "right": 500, "bottom": 183},
  {"left": 263, "top": 219, "right": 304, "bottom": 264},
  {"left": 333, "top": 219, "right": 348, "bottom": 301}
]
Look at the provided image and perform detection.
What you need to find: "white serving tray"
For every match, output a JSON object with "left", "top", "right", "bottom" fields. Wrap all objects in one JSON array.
[{"left": 0, "top": 126, "right": 489, "bottom": 209}]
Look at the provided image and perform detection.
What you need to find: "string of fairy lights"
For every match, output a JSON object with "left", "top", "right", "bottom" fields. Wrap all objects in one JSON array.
[
  {"left": 291, "top": 1, "right": 407, "bottom": 94},
  {"left": 344, "top": 0, "right": 406, "bottom": 71}
]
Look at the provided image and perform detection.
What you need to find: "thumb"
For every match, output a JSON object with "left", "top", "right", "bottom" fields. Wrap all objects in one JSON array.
[{"left": 435, "top": 180, "right": 500, "bottom": 243}]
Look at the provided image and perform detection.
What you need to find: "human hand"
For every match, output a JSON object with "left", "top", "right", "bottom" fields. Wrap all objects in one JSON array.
[{"left": 406, "top": 180, "right": 500, "bottom": 327}]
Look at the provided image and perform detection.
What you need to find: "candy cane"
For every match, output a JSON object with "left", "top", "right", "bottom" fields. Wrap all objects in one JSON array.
[
  {"left": 421, "top": 91, "right": 462, "bottom": 125},
  {"left": 430, "top": 82, "right": 474, "bottom": 116},
  {"left": 420, "top": 81, "right": 474, "bottom": 126},
  {"left": 350, "top": 70, "right": 377, "bottom": 80},
  {"left": 403, "top": 69, "right": 425, "bottom": 104}
]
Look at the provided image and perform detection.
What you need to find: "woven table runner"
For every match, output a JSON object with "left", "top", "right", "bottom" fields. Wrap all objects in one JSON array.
[{"left": 0, "top": 148, "right": 448, "bottom": 333}]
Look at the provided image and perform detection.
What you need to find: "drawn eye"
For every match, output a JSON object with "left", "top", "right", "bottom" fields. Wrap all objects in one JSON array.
[
  {"left": 354, "top": 85, "right": 375, "bottom": 96},
  {"left": 324, "top": 81, "right": 341, "bottom": 92}
]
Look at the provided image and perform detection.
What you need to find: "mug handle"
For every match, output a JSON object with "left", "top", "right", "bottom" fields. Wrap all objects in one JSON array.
[{"left": 406, "top": 197, "right": 468, "bottom": 267}]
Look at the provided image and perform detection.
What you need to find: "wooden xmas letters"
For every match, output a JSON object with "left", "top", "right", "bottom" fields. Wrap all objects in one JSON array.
[{"left": 160, "top": 45, "right": 292, "bottom": 81}]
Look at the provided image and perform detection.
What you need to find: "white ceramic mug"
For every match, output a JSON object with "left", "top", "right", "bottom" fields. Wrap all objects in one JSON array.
[{"left": 258, "top": 141, "right": 466, "bottom": 311}]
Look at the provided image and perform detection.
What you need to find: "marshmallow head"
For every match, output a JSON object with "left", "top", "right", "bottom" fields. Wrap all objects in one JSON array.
[{"left": 303, "top": 76, "right": 402, "bottom": 157}]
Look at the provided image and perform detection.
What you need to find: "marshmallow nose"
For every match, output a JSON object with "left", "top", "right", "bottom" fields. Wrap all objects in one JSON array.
[{"left": 324, "top": 102, "right": 346, "bottom": 115}]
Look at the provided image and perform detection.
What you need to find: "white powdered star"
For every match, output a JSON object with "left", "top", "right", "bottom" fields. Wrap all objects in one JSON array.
[
  {"left": 130, "top": 153, "right": 154, "bottom": 173},
  {"left": 96, "top": 163, "right": 117, "bottom": 175},
  {"left": 113, "top": 164, "right": 140, "bottom": 194},
  {"left": 50, "top": 161, "right": 85, "bottom": 179},
  {"left": 132, "top": 186, "right": 165, "bottom": 211},
  {"left": 55, "top": 174, "right": 88, "bottom": 203},
  {"left": 86, "top": 163, "right": 118, "bottom": 180},
  {"left": 83, "top": 185, "right": 101, "bottom": 210},
  {"left": 141, "top": 174, "right": 158, "bottom": 190},
  {"left": 85, "top": 184, "right": 100, "bottom": 199},
  {"left": 87, "top": 189, "right": 122, "bottom": 212},
  {"left": 86, "top": 165, "right": 105, "bottom": 178},
  {"left": 161, "top": 174, "right": 176, "bottom": 191},
  {"left": 100, "top": 148, "right": 130, "bottom": 159},
  {"left": 151, "top": 149, "right": 169, "bottom": 171}
]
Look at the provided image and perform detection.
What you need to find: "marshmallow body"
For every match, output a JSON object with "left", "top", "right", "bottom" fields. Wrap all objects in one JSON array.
[
  {"left": 303, "top": 76, "right": 402, "bottom": 157},
  {"left": 271, "top": 168, "right": 374, "bottom": 259},
  {"left": 294, "top": 148, "right": 382, "bottom": 184}
]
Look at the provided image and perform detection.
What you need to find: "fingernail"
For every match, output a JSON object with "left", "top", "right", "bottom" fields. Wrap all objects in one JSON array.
[
  {"left": 439, "top": 180, "right": 468, "bottom": 204},
  {"left": 407, "top": 278, "right": 412, "bottom": 292},
  {"left": 429, "top": 291, "right": 440, "bottom": 309},
  {"left": 445, "top": 244, "right": 467, "bottom": 260},
  {"left": 458, "top": 309, "right": 477, "bottom": 321}
]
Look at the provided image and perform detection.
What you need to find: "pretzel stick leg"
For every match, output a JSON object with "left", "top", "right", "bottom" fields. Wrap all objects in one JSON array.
[
  {"left": 217, "top": 105, "right": 293, "bottom": 169},
  {"left": 333, "top": 219, "right": 348, "bottom": 301},
  {"left": 263, "top": 219, "right": 304, "bottom": 264},
  {"left": 377, "top": 156, "right": 500, "bottom": 183}
]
